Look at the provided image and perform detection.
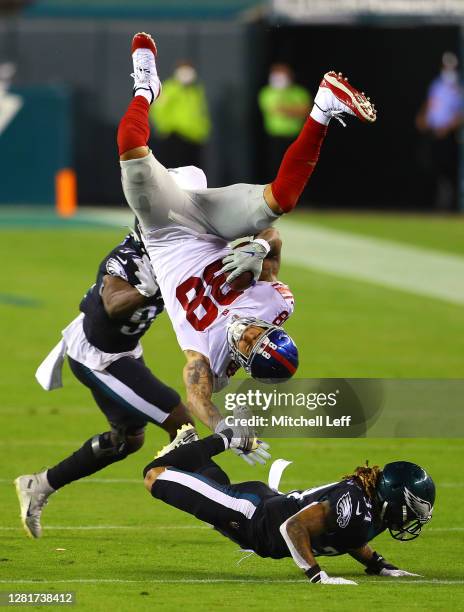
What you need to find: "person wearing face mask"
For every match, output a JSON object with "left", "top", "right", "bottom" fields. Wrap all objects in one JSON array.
[
  {"left": 415, "top": 51, "right": 464, "bottom": 210},
  {"left": 259, "top": 63, "right": 311, "bottom": 180},
  {"left": 149, "top": 59, "right": 211, "bottom": 168}
]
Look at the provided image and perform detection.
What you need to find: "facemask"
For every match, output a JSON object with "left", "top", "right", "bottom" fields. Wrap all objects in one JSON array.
[
  {"left": 174, "top": 66, "right": 197, "bottom": 85},
  {"left": 269, "top": 72, "right": 291, "bottom": 89}
]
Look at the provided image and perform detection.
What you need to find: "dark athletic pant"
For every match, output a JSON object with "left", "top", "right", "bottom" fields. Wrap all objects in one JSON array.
[{"left": 149, "top": 437, "right": 277, "bottom": 548}]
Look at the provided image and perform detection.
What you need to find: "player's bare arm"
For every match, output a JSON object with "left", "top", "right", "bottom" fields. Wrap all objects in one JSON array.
[
  {"left": 280, "top": 501, "right": 328, "bottom": 572},
  {"left": 102, "top": 274, "right": 147, "bottom": 319},
  {"left": 279, "top": 500, "right": 356, "bottom": 584},
  {"left": 256, "top": 227, "right": 282, "bottom": 282},
  {"left": 348, "top": 544, "right": 421, "bottom": 578},
  {"left": 183, "top": 350, "right": 222, "bottom": 431}
]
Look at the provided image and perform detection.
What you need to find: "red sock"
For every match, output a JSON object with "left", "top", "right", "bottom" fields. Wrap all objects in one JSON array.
[
  {"left": 271, "top": 117, "right": 328, "bottom": 212},
  {"left": 117, "top": 96, "right": 151, "bottom": 156}
]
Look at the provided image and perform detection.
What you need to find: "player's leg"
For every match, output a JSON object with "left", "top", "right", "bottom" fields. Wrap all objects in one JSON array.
[
  {"left": 118, "top": 33, "right": 192, "bottom": 234},
  {"left": 143, "top": 436, "right": 261, "bottom": 541},
  {"left": 177, "top": 74, "right": 376, "bottom": 241},
  {"left": 14, "top": 355, "right": 188, "bottom": 538},
  {"left": 266, "top": 71, "right": 377, "bottom": 215}
]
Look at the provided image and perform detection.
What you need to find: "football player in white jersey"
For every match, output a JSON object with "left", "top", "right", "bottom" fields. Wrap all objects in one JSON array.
[{"left": 116, "top": 33, "right": 376, "bottom": 460}]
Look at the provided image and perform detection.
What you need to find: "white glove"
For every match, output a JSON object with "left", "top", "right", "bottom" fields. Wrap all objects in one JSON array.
[
  {"left": 220, "top": 239, "right": 270, "bottom": 283},
  {"left": 379, "top": 568, "right": 422, "bottom": 578},
  {"left": 134, "top": 254, "right": 159, "bottom": 297},
  {"left": 214, "top": 417, "right": 257, "bottom": 452},
  {"left": 319, "top": 571, "right": 358, "bottom": 585},
  {"left": 231, "top": 441, "right": 271, "bottom": 466}
]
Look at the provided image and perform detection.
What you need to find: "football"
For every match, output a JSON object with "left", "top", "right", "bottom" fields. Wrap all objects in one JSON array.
[{"left": 229, "top": 270, "right": 254, "bottom": 292}]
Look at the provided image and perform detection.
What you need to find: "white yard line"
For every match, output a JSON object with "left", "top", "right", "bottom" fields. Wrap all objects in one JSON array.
[
  {"left": 0, "top": 525, "right": 461, "bottom": 532},
  {"left": 0, "top": 578, "right": 462, "bottom": 585},
  {"left": 279, "top": 219, "right": 464, "bottom": 306},
  {"left": 77, "top": 209, "right": 464, "bottom": 305}
]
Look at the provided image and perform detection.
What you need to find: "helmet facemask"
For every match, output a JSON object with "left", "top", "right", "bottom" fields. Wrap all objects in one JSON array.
[
  {"left": 379, "top": 486, "right": 434, "bottom": 541},
  {"left": 227, "top": 317, "right": 278, "bottom": 374}
]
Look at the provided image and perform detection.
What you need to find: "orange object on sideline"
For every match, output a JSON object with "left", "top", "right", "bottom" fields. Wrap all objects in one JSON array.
[{"left": 55, "top": 168, "right": 77, "bottom": 217}]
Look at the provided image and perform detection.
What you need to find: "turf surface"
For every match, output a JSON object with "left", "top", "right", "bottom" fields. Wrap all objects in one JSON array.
[{"left": 1, "top": 212, "right": 463, "bottom": 610}]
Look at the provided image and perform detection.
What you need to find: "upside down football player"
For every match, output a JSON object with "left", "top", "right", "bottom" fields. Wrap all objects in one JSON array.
[
  {"left": 117, "top": 33, "right": 377, "bottom": 457},
  {"left": 14, "top": 220, "right": 288, "bottom": 538},
  {"left": 143, "top": 427, "right": 435, "bottom": 585}
]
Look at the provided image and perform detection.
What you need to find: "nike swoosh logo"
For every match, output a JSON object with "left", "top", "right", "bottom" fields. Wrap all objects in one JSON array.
[
  {"left": 356, "top": 502, "right": 362, "bottom": 516},
  {"left": 363, "top": 515, "right": 372, "bottom": 522},
  {"left": 117, "top": 257, "right": 128, "bottom": 265},
  {"left": 26, "top": 501, "right": 32, "bottom": 517}
]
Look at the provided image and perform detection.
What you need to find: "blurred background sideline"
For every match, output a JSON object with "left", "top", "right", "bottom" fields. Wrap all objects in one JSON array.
[{"left": 2, "top": 0, "right": 464, "bottom": 212}]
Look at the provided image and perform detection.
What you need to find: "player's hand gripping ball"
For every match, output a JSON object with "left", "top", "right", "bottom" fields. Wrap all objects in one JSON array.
[{"left": 220, "top": 239, "right": 270, "bottom": 292}]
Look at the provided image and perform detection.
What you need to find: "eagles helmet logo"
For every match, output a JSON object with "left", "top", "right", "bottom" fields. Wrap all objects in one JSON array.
[
  {"left": 404, "top": 487, "right": 433, "bottom": 523},
  {"left": 336, "top": 492, "right": 352, "bottom": 528}
]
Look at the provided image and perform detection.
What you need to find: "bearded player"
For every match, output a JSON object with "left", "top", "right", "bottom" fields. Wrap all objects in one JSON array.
[
  {"left": 117, "top": 33, "right": 376, "bottom": 460},
  {"left": 143, "top": 428, "right": 435, "bottom": 584}
]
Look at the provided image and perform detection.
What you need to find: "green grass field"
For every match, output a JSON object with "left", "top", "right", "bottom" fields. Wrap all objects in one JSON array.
[{"left": 1, "top": 210, "right": 463, "bottom": 610}]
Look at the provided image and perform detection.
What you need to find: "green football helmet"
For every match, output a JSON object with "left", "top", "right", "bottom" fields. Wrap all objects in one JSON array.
[{"left": 376, "top": 461, "right": 435, "bottom": 541}]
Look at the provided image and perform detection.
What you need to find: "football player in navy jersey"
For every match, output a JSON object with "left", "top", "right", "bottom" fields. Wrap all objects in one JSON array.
[
  {"left": 15, "top": 231, "right": 195, "bottom": 538},
  {"left": 142, "top": 428, "right": 435, "bottom": 584}
]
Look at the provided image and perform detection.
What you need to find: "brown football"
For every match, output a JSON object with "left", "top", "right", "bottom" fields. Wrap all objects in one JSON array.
[{"left": 229, "top": 270, "right": 254, "bottom": 292}]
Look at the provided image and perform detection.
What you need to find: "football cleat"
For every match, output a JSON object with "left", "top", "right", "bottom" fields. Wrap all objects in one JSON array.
[
  {"left": 14, "top": 472, "right": 54, "bottom": 538},
  {"left": 154, "top": 424, "right": 199, "bottom": 459},
  {"left": 131, "top": 32, "right": 161, "bottom": 103},
  {"left": 314, "top": 70, "right": 377, "bottom": 126}
]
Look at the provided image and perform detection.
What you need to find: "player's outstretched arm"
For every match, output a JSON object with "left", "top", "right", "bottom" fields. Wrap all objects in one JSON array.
[
  {"left": 257, "top": 227, "right": 282, "bottom": 282},
  {"left": 102, "top": 275, "right": 147, "bottom": 319},
  {"left": 183, "top": 351, "right": 222, "bottom": 431},
  {"left": 220, "top": 227, "right": 281, "bottom": 285},
  {"left": 280, "top": 502, "right": 357, "bottom": 585},
  {"left": 349, "top": 545, "right": 422, "bottom": 578}
]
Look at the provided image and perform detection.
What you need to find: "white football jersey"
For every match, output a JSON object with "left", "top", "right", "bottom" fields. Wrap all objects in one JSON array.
[{"left": 144, "top": 228, "right": 294, "bottom": 391}]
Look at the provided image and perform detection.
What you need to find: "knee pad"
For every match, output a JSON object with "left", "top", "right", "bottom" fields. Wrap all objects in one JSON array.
[
  {"left": 90, "top": 431, "right": 127, "bottom": 459},
  {"left": 124, "top": 428, "right": 145, "bottom": 454}
]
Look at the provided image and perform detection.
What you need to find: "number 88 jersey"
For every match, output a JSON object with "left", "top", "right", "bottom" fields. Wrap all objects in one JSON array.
[
  {"left": 146, "top": 229, "right": 295, "bottom": 390},
  {"left": 80, "top": 234, "right": 164, "bottom": 354}
]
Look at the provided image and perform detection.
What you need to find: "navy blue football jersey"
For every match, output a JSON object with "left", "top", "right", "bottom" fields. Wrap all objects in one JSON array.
[
  {"left": 80, "top": 234, "right": 164, "bottom": 353},
  {"left": 251, "top": 479, "right": 384, "bottom": 559}
]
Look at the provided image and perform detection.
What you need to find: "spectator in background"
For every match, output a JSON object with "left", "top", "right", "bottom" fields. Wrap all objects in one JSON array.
[
  {"left": 149, "top": 60, "right": 211, "bottom": 168},
  {"left": 259, "top": 63, "right": 311, "bottom": 180},
  {"left": 416, "top": 52, "right": 464, "bottom": 210}
]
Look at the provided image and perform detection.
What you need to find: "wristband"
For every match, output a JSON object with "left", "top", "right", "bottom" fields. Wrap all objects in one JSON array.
[
  {"left": 365, "top": 551, "right": 397, "bottom": 575},
  {"left": 304, "top": 564, "right": 322, "bottom": 583},
  {"left": 253, "top": 238, "right": 271, "bottom": 255}
]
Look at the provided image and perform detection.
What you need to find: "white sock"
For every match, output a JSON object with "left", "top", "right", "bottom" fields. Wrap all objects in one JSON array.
[
  {"left": 310, "top": 102, "right": 330, "bottom": 126},
  {"left": 134, "top": 89, "right": 154, "bottom": 104},
  {"left": 41, "top": 470, "right": 56, "bottom": 494}
]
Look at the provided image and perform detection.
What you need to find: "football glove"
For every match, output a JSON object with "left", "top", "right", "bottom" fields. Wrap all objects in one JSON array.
[
  {"left": 365, "top": 552, "right": 422, "bottom": 577},
  {"left": 214, "top": 417, "right": 257, "bottom": 453},
  {"left": 220, "top": 239, "right": 270, "bottom": 284},
  {"left": 306, "top": 566, "right": 357, "bottom": 585},
  {"left": 134, "top": 254, "right": 159, "bottom": 297},
  {"left": 231, "top": 441, "right": 271, "bottom": 466},
  {"left": 379, "top": 568, "right": 421, "bottom": 577}
]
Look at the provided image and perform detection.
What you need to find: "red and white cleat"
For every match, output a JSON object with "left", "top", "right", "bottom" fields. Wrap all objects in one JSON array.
[
  {"left": 131, "top": 31, "right": 157, "bottom": 56},
  {"left": 130, "top": 32, "right": 161, "bottom": 103},
  {"left": 314, "top": 70, "right": 377, "bottom": 126}
]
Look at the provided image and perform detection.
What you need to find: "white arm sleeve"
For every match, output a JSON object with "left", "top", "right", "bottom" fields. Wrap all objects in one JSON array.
[{"left": 279, "top": 503, "right": 318, "bottom": 571}]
